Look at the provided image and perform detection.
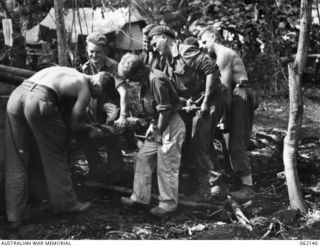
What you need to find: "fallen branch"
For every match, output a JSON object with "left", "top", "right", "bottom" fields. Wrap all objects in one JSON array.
[
  {"left": 207, "top": 208, "right": 224, "bottom": 217},
  {"left": 260, "top": 217, "right": 287, "bottom": 240},
  {"left": 179, "top": 198, "right": 225, "bottom": 210},
  {"left": 260, "top": 221, "right": 275, "bottom": 240},
  {"left": 256, "top": 131, "right": 283, "bottom": 143},
  {"left": 227, "top": 196, "right": 253, "bottom": 231}
]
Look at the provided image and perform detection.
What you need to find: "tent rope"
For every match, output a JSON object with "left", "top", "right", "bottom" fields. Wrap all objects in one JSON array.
[
  {"left": 71, "top": 0, "right": 78, "bottom": 67},
  {"left": 75, "top": 0, "right": 87, "bottom": 58},
  {"left": 116, "top": 28, "right": 143, "bottom": 45},
  {"left": 75, "top": 0, "right": 84, "bottom": 36},
  {"left": 48, "top": 9, "right": 55, "bottom": 24}
]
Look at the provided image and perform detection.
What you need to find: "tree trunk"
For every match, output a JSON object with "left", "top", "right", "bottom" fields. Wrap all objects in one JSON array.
[
  {"left": 54, "top": 0, "right": 69, "bottom": 66},
  {"left": 283, "top": 0, "right": 312, "bottom": 213},
  {"left": 0, "top": 0, "right": 11, "bottom": 18}
]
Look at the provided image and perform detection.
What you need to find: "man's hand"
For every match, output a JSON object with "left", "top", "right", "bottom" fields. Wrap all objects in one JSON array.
[
  {"left": 186, "top": 98, "right": 193, "bottom": 107},
  {"left": 179, "top": 97, "right": 187, "bottom": 105},
  {"left": 217, "top": 122, "right": 229, "bottom": 133},
  {"left": 145, "top": 124, "right": 155, "bottom": 140},
  {"left": 114, "top": 115, "right": 127, "bottom": 128},
  {"left": 145, "top": 124, "right": 162, "bottom": 144},
  {"left": 185, "top": 98, "right": 194, "bottom": 113},
  {"left": 199, "top": 102, "right": 209, "bottom": 118}
]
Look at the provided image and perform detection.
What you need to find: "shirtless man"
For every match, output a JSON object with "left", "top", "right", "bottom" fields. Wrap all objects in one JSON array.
[
  {"left": 5, "top": 66, "right": 109, "bottom": 229},
  {"left": 198, "top": 26, "right": 259, "bottom": 201}
]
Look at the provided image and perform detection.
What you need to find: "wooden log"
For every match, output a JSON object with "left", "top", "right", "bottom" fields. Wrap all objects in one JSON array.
[
  {"left": 0, "top": 65, "right": 34, "bottom": 78},
  {"left": 256, "top": 131, "right": 283, "bottom": 143},
  {"left": 179, "top": 198, "right": 225, "bottom": 210},
  {"left": 0, "top": 65, "right": 35, "bottom": 86},
  {"left": 84, "top": 181, "right": 225, "bottom": 210},
  {"left": 260, "top": 138, "right": 271, "bottom": 146},
  {"left": 0, "top": 72, "right": 27, "bottom": 86}
]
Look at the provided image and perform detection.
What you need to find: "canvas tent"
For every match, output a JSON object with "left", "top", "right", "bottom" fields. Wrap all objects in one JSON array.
[{"left": 26, "top": 7, "right": 146, "bottom": 50}]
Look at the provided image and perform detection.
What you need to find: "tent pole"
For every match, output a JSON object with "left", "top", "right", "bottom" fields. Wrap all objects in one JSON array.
[
  {"left": 128, "top": 2, "right": 133, "bottom": 52},
  {"left": 54, "top": 0, "right": 70, "bottom": 66}
]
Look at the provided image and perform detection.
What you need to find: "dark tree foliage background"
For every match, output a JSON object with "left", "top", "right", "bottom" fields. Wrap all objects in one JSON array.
[
  {"left": 1, "top": 0, "right": 320, "bottom": 93},
  {"left": 140, "top": 0, "right": 320, "bottom": 93}
]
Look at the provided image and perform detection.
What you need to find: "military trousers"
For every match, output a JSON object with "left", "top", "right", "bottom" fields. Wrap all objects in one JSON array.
[
  {"left": 5, "top": 81, "right": 79, "bottom": 222},
  {"left": 225, "top": 86, "right": 256, "bottom": 177},
  {"left": 190, "top": 95, "right": 224, "bottom": 177},
  {"left": 130, "top": 113, "right": 185, "bottom": 211}
]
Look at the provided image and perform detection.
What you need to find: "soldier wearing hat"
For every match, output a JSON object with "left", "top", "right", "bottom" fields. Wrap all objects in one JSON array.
[
  {"left": 141, "top": 24, "right": 167, "bottom": 70},
  {"left": 149, "top": 25, "right": 224, "bottom": 202}
]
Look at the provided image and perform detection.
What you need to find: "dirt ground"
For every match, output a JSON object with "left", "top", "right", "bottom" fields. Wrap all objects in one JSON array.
[{"left": 1, "top": 84, "right": 320, "bottom": 240}]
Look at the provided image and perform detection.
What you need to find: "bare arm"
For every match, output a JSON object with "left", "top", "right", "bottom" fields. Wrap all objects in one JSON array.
[
  {"left": 217, "top": 54, "right": 233, "bottom": 126},
  {"left": 114, "top": 83, "right": 128, "bottom": 127},
  {"left": 70, "top": 83, "right": 91, "bottom": 131},
  {"left": 180, "top": 45, "right": 221, "bottom": 116},
  {"left": 200, "top": 71, "right": 221, "bottom": 117},
  {"left": 202, "top": 73, "right": 219, "bottom": 106},
  {"left": 118, "top": 84, "right": 128, "bottom": 117}
]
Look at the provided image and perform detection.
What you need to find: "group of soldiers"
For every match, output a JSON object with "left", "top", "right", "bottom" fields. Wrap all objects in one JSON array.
[{"left": 4, "top": 24, "right": 258, "bottom": 229}]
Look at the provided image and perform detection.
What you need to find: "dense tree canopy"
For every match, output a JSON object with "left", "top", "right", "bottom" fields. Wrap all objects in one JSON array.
[{"left": 1, "top": 0, "right": 319, "bottom": 91}]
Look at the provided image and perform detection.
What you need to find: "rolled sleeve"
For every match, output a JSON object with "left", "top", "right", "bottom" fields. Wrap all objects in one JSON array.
[
  {"left": 151, "top": 78, "right": 172, "bottom": 112},
  {"left": 115, "top": 76, "right": 126, "bottom": 88},
  {"left": 156, "top": 103, "right": 172, "bottom": 112}
]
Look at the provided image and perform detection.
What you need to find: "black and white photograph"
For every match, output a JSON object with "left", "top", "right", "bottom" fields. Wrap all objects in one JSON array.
[{"left": 0, "top": 0, "right": 320, "bottom": 243}]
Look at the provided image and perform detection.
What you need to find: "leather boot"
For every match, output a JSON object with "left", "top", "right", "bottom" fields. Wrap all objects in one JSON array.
[
  {"left": 183, "top": 174, "right": 212, "bottom": 203},
  {"left": 209, "top": 171, "right": 229, "bottom": 201}
]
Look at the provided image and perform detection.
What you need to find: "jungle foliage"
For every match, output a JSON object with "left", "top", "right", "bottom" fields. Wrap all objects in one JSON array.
[{"left": 2, "top": 0, "right": 320, "bottom": 92}]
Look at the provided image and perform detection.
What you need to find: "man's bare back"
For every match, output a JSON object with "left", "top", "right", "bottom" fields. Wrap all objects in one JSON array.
[
  {"left": 28, "top": 66, "right": 108, "bottom": 130},
  {"left": 28, "top": 66, "right": 89, "bottom": 100}
]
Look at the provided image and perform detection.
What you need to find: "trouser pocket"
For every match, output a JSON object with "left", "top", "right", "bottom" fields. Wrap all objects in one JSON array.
[{"left": 39, "top": 101, "right": 58, "bottom": 118}]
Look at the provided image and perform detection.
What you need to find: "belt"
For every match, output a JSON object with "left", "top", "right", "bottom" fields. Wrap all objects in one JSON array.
[
  {"left": 22, "top": 80, "right": 37, "bottom": 88},
  {"left": 22, "top": 80, "right": 60, "bottom": 103}
]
